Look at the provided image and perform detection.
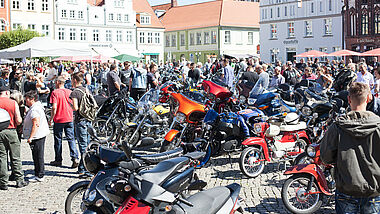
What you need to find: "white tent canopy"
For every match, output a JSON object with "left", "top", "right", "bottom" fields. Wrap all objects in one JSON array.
[{"left": 0, "top": 37, "right": 91, "bottom": 59}]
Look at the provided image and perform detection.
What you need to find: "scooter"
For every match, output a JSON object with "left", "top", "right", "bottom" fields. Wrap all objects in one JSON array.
[
  {"left": 238, "top": 113, "right": 310, "bottom": 178},
  {"left": 281, "top": 144, "right": 335, "bottom": 214}
]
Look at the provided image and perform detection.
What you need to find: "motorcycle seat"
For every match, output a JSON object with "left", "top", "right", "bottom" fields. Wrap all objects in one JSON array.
[
  {"left": 98, "top": 147, "right": 126, "bottom": 164},
  {"left": 135, "top": 147, "right": 183, "bottom": 164},
  {"left": 170, "top": 186, "right": 231, "bottom": 214},
  {"left": 280, "top": 121, "right": 307, "bottom": 132},
  {"left": 139, "top": 156, "right": 189, "bottom": 185}
]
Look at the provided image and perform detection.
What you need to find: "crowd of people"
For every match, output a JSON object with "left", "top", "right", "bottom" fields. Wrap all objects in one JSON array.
[{"left": 0, "top": 56, "right": 379, "bottom": 213}]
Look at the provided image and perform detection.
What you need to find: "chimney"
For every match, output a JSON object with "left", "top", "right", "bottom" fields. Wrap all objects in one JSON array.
[{"left": 171, "top": 0, "right": 178, "bottom": 8}]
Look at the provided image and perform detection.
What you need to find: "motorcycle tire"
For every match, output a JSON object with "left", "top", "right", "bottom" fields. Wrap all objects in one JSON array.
[
  {"left": 281, "top": 174, "right": 323, "bottom": 214},
  {"left": 239, "top": 147, "right": 266, "bottom": 178},
  {"left": 121, "top": 127, "right": 141, "bottom": 147},
  {"left": 92, "top": 118, "right": 116, "bottom": 142},
  {"left": 293, "top": 152, "right": 314, "bottom": 166},
  {"left": 65, "top": 185, "right": 87, "bottom": 214}
]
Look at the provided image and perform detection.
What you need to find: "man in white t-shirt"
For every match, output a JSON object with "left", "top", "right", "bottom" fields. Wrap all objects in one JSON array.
[
  {"left": 45, "top": 62, "right": 58, "bottom": 82},
  {"left": 356, "top": 63, "right": 374, "bottom": 88}
]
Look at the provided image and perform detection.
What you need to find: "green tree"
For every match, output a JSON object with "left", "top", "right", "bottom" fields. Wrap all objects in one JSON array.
[{"left": 0, "top": 28, "right": 41, "bottom": 50}]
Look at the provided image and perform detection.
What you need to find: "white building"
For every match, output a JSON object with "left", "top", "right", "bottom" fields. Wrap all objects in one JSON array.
[
  {"left": 133, "top": 0, "right": 165, "bottom": 63},
  {"left": 54, "top": 0, "right": 138, "bottom": 57},
  {"left": 10, "top": 0, "right": 54, "bottom": 37},
  {"left": 259, "top": 0, "right": 344, "bottom": 63}
]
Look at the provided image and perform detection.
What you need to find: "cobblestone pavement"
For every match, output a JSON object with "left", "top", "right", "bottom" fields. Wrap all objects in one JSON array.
[{"left": 0, "top": 132, "right": 335, "bottom": 214}]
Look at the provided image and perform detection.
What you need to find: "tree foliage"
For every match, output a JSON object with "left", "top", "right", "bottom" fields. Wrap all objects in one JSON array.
[{"left": 0, "top": 28, "right": 41, "bottom": 50}]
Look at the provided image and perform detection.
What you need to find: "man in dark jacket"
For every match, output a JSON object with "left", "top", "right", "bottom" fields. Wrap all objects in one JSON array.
[{"left": 320, "top": 82, "right": 380, "bottom": 213}]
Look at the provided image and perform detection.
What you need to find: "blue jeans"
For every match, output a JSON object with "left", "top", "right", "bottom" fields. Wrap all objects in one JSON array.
[
  {"left": 336, "top": 191, "right": 380, "bottom": 214},
  {"left": 74, "top": 120, "right": 91, "bottom": 173},
  {"left": 53, "top": 122, "right": 79, "bottom": 162}
]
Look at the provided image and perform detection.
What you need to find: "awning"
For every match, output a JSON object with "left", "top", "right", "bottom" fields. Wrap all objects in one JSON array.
[{"left": 142, "top": 53, "right": 159, "bottom": 56}]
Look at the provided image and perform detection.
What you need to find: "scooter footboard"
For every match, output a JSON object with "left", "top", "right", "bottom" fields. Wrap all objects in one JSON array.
[{"left": 284, "top": 164, "right": 333, "bottom": 195}]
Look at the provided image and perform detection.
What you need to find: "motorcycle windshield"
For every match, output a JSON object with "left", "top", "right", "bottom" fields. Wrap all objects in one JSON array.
[
  {"left": 254, "top": 92, "right": 277, "bottom": 106},
  {"left": 204, "top": 109, "right": 219, "bottom": 124},
  {"left": 137, "top": 89, "right": 159, "bottom": 110}
]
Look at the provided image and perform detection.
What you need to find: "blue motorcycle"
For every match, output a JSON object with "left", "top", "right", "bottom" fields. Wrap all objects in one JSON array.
[{"left": 248, "top": 92, "right": 297, "bottom": 116}]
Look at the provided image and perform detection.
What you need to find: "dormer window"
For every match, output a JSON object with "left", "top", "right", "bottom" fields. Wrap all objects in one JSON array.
[
  {"left": 140, "top": 16, "right": 151, "bottom": 25},
  {"left": 114, "top": 0, "right": 124, "bottom": 7}
]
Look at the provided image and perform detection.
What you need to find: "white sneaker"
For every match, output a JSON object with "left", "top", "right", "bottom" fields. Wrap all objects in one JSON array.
[{"left": 28, "top": 176, "right": 44, "bottom": 183}]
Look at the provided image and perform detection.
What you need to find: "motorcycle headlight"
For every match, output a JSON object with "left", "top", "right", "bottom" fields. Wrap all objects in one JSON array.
[
  {"left": 307, "top": 146, "right": 316, "bottom": 158},
  {"left": 254, "top": 123, "right": 262, "bottom": 134},
  {"left": 239, "top": 96, "right": 246, "bottom": 104},
  {"left": 88, "top": 190, "right": 97, "bottom": 202},
  {"left": 176, "top": 112, "right": 186, "bottom": 123},
  {"left": 248, "top": 98, "right": 256, "bottom": 105},
  {"left": 302, "top": 106, "right": 312, "bottom": 116}
]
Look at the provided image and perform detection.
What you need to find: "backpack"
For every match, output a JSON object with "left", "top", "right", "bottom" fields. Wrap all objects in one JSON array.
[{"left": 76, "top": 88, "right": 98, "bottom": 121}]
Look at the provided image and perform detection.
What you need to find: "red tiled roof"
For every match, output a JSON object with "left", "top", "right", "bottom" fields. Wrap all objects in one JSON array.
[
  {"left": 87, "top": 0, "right": 104, "bottom": 6},
  {"left": 161, "top": 0, "right": 260, "bottom": 32},
  {"left": 133, "top": 0, "right": 165, "bottom": 28},
  {"left": 152, "top": 3, "right": 172, "bottom": 11}
]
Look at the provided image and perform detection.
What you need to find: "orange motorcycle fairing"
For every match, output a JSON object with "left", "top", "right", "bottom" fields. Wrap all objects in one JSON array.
[
  {"left": 164, "top": 129, "right": 180, "bottom": 142},
  {"left": 171, "top": 93, "right": 206, "bottom": 123},
  {"left": 241, "top": 137, "right": 271, "bottom": 162},
  {"left": 284, "top": 164, "right": 333, "bottom": 196}
]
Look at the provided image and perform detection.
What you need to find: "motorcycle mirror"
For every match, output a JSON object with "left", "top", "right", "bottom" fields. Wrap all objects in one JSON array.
[
  {"left": 312, "top": 113, "right": 318, "bottom": 119},
  {"left": 120, "top": 141, "right": 133, "bottom": 160}
]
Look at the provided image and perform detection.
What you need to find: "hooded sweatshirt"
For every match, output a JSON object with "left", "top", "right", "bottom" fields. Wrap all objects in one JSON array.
[{"left": 320, "top": 111, "right": 380, "bottom": 197}]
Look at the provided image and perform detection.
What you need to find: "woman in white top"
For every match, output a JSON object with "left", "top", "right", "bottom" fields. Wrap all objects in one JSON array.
[
  {"left": 23, "top": 90, "right": 49, "bottom": 182},
  {"left": 373, "top": 68, "right": 380, "bottom": 97}
]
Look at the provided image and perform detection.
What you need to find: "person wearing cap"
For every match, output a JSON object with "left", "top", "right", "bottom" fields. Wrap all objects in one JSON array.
[
  {"left": 0, "top": 86, "right": 28, "bottom": 190},
  {"left": 49, "top": 76, "right": 79, "bottom": 168}
]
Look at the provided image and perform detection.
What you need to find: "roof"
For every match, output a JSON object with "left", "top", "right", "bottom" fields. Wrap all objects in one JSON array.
[
  {"left": 160, "top": 0, "right": 260, "bottom": 32},
  {"left": 87, "top": 0, "right": 104, "bottom": 6},
  {"left": 133, "top": 0, "right": 165, "bottom": 29},
  {"left": 152, "top": 3, "right": 172, "bottom": 11}
]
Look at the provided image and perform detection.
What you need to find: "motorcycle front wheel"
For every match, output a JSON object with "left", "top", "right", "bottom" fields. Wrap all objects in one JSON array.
[
  {"left": 281, "top": 174, "right": 323, "bottom": 214},
  {"left": 121, "top": 127, "right": 141, "bottom": 147},
  {"left": 239, "top": 147, "right": 266, "bottom": 178},
  {"left": 92, "top": 118, "right": 116, "bottom": 142},
  {"left": 293, "top": 152, "right": 314, "bottom": 166},
  {"left": 65, "top": 185, "right": 87, "bottom": 214}
]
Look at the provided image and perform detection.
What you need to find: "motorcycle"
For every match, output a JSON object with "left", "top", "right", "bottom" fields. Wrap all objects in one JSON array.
[
  {"left": 238, "top": 113, "right": 310, "bottom": 178},
  {"left": 281, "top": 144, "right": 335, "bottom": 214},
  {"left": 247, "top": 91, "right": 297, "bottom": 117}
]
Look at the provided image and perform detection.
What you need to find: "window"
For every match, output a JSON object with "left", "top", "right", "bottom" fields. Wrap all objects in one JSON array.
[
  {"left": 140, "top": 32, "right": 145, "bottom": 43},
  {"left": 116, "top": 30, "right": 122, "bottom": 42},
  {"left": 28, "top": 24, "right": 35, "bottom": 30},
  {"left": 42, "top": 25, "right": 49, "bottom": 36},
  {"left": 324, "top": 18, "right": 332, "bottom": 35},
  {"left": 114, "top": 0, "right": 124, "bottom": 7},
  {"left": 204, "top": 32, "right": 210, "bottom": 45},
  {"left": 117, "top": 14, "right": 121, "bottom": 22},
  {"left": 70, "top": 10, "right": 75, "bottom": 19},
  {"left": 270, "top": 49, "right": 279, "bottom": 63},
  {"left": 154, "top": 33, "right": 160, "bottom": 44},
  {"left": 270, "top": 8, "right": 273, "bottom": 18},
  {"left": 28, "top": 0, "right": 34, "bottom": 10},
  {"left": 288, "top": 22, "right": 295, "bottom": 37},
  {"left": 165, "top": 35, "right": 170, "bottom": 47},
  {"left": 42, "top": 0, "right": 48, "bottom": 11},
  {"left": 277, "top": 7, "right": 280, "bottom": 17},
  {"left": 80, "top": 29, "right": 86, "bottom": 41},
  {"left": 140, "top": 16, "right": 151, "bottom": 25},
  {"left": 171, "top": 34, "right": 176, "bottom": 47},
  {"left": 196, "top": 32, "right": 202, "bottom": 45},
  {"left": 62, "top": 10, "right": 67, "bottom": 18},
  {"left": 12, "top": 23, "right": 21, "bottom": 30},
  {"left": 305, "top": 48, "right": 312, "bottom": 52},
  {"left": 124, "top": 14, "right": 129, "bottom": 22},
  {"left": 284, "top": 6, "right": 287, "bottom": 16},
  {"left": 68, "top": 0, "right": 77, "bottom": 3},
  {"left": 270, "top": 24, "right": 277, "bottom": 39},
  {"left": 224, "top": 31, "right": 230, "bottom": 44},
  {"left": 58, "top": 28, "right": 65, "bottom": 40},
  {"left": 311, "top": 2, "right": 314, "bottom": 13},
  {"left": 305, "top": 20, "right": 312, "bottom": 36},
  {"left": 328, "top": 0, "right": 332, "bottom": 11},
  {"left": 0, "top": 20, "right": 5, "bottom": 32},
  {"left": 361, "top": 14, "right": 368, "bottom": 35},
  {"left": 109, "top": 14, "right": 114, "bottom": 21},
  {"left": 106, "top": 30, "right": 112, "bottom": 42},
  {"left": 375, "top": 14, "right": 380, "bottom": 34},
  {"left": 147, "top": 32, "right": 152, "bottom": 44},
  {"left": 361, "top": 0, "right": 367, "bottom": 4},
  {"left": 69, "top": 28, "right": 76, "bottom": 41},
  {"left": 180, "top": 34, "right": 185, "bottom": 46},
  {"left": 78, "top": 11, "right": 83, "bottom": 19},
  {"left": 189, "top": 33, "right": 194, "bottom": 45},
  {"left": 319, "top": 47, "right": 327, "bottom": 61},
  {"left": 0, "top": 0, "right": 4, "bottom": 8},
  {"left": 93, "top": 29, "right": 99, "bottom": 42},
  {"left": 211, "top": 31, "right": 217, "bottom": 44},
  {"left": 248, "top": 32, "right": 253, "bottom": 45},
  {"left": 126, "top": 31, "right": 132, "bottom": 43},
  {"left": 12, "top": 1, "right": 20, "bottom": 9},
  {"left": 320, "top": 1, "right": 323, "bottom": 12},
  {"left": 332, "top": 46, "right": 342, "bottom": 60}
]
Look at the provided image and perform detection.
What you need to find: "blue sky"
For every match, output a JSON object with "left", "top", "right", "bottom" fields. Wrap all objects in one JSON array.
[{"left": 147, "top": 0, "right": 215, "bottom": 6}]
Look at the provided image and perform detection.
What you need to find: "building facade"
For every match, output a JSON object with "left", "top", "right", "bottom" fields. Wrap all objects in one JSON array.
[
  {"left": 260, "top": 0, "right": 344, "bottom": 63},
  {"left": 54, "top": 0, "right": 138, "bottom": 57},
  {"left": 133, "top": 0, "right": 165, "bottom": 63},
  {"left": 0, "top": 0, "right": 11, "bottom": 34},
  {"left": 344, "top": 0, "right": 380, "bottom": 53},
  {"left": 160, "top": 0, "right": 260, "bottom": 63},
  {"left": 10, "top": 0, "right": 53, "bottom": 36}
]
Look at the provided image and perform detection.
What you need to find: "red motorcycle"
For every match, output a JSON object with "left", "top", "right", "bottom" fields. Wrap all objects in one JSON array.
[
  {"left": 281, "top": 144, "right": 335, "bottom": 214},
  {"left": 202, "top": 80, "right": 239, "bottom": 113},
  {"left": 238, "top": 113, "right": 310, "bottom": 178}
]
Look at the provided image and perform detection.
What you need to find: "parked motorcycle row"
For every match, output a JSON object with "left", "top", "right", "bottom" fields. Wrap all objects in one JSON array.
[{"left": 65, "top": 68, "right": 355, "bottom": 214}]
